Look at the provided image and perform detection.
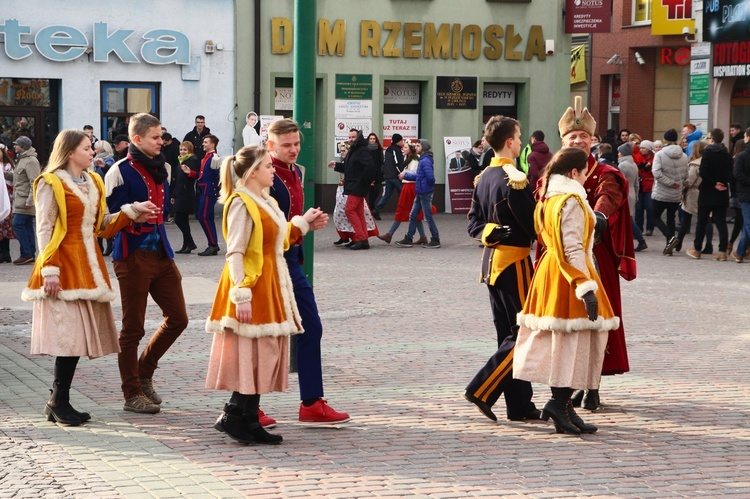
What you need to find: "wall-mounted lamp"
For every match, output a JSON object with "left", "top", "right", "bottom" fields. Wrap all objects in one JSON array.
[
  {"left": 205, "top": 40, "right": 216, "bottom": 54},
  {"left": 635, "top": 52, "right": 645, "bottom": 66},
  {"left": 606, "top": 54, "right": 622, "bottom": 65},
  {"left": 683, "top": 26, "right": 698, "bottom": 43}
]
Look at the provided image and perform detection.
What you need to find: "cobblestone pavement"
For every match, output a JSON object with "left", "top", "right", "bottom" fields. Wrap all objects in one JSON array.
[{"left": 1, "top": 214, "right": 749, "bottom": 498}]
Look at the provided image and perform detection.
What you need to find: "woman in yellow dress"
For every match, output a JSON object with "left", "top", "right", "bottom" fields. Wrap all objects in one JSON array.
[
  {"left": 22, "top": 129, "right": 157, "bottom": 425},
  {"left": 514, "top": 148, "right": 620, "bottom": 435},
  {"left": 205, "top": 145, "right": 327, "bottom": 444}
]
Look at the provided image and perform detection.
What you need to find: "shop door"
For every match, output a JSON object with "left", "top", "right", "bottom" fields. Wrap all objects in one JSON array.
[{"left": 0, "top": 109, "right": 47, "bottom": 163}]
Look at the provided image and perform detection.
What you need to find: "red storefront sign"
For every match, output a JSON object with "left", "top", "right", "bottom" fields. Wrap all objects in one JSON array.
[
  {"left": 565, "top": 0, "right": 612, "bottom": 34},
  {"left": 660, "top": 47, "right": 691, "bottom": 66}
]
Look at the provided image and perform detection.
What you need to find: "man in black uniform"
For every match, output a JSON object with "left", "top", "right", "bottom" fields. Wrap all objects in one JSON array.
[{"left": 464, "top": 116, "right": 540, "bottom": 422}]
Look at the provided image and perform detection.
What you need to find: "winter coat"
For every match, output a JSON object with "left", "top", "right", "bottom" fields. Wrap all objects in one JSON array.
[
  {"left": 13, "top": 147, "right": 41, "bottom": 215},
  {"left": 652, "top": 144, "right": 688, "bottom": 203},
  {"left": 637, "top": 157, "right": 655, "bottom": 193},
  {"left": 333, "top": 136, "right": 376, "bottom": 197},
  {"left": 681, "top": 159, "right": 702, "bottom": 216},
  {"left": 403, "top": 152, "right": 435, "bottom": 194},
  {"left": 182, "top": 126, "right": 211, "bottom": 161},
  {"left": 382, "top": 143, "right": 404, "bottom": 179},
  {"left": 527, "top": 141, "right": 552, "bottom": 191},
  {"left": 686, "top": 129, "right": 703, "bottom": 157},
  {"left": 698, "top": 143, "right": 731, "bottom": 208},
  {"left": 617, "top": 155, "right": 638, "bottom": 217},
  {"left": 734, "top": 141, "right": 750, "bottom": 204},
  {"left": 368, "top": 144, "right": 384, "bottom": 183},
  {"left": 173, "top": 155, "right": 199, "bottom": 214}
]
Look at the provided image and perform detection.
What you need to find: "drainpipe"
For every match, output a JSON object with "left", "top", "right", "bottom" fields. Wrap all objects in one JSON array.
[{"left": 254, "top": 0, "right": 261, "bottom": 113}]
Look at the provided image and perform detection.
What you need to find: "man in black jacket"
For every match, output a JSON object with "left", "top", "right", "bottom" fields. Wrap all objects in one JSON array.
[
  {"left": 732, "top": 127, "right": 750, "bottom": 262},
  {"left": 373, "top": 133, "right": 404, "bottom": 219},
  {"left": 687, "top": 128, "right": 732, "bottom": 260},
  {"left": 182, "top": 115, "right": 211, "bottom": 161},
  {"left": 327, "top": 129, "right": 376, "bottom": 250}
]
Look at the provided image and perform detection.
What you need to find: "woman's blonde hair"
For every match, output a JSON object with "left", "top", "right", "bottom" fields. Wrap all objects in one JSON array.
[
  {"left": 689, "top": 140, "right": 706, "bottom": 161},
  {"left": 180, "top": 140, "right": 194, "bottom": 155},
  {"left": 219, "top": 145, "right": 269, "bottom": 203},
  {"left": 45, "top": 129, "right": 89, "bottom": 173},
  {"left": 94, "top": 140, "right": 113, "bottom": 156}
]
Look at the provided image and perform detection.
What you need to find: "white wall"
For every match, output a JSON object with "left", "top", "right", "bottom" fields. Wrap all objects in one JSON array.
[{"left": 0, "top": 0, "right": 237, "bottom": 156}]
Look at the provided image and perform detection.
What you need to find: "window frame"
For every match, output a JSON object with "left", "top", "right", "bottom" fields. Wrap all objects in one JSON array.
[
  {"left": 100, "top": 81, "right": 160, "bottom": 141},
  {"left": 632, "top": 0, "right": 652, "bottom": 26}
]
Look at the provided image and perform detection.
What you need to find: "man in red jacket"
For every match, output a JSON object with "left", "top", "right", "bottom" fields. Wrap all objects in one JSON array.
[{"left": 557, "top": 98, "right": 636, "bottom": 411}]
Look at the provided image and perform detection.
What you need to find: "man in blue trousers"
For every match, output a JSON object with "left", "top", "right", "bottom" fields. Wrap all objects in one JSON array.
[{"left": 265, "top": 118, "right": 350, "bottom": 427}]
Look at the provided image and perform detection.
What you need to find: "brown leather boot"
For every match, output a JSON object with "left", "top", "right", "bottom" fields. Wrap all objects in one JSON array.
[
  {"left": 414, "top": 236, "right": 428, "bottom": 245},
  {"left": 377, "top": 233, "right": 392, "bottom": 244}
]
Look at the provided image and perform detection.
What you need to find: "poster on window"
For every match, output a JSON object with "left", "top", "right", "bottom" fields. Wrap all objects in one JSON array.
[
  {"left": 259, "top": 115, "right": 284, "bottom": 144},
  {"left": 334, "top": 99, "right": 373, "bottom": 156},
  {"left": 382, "top": 114, "right": 418, "bottom": 148},
  {"left": 443, "top": 136, "right": 474, "bottom": 214}
]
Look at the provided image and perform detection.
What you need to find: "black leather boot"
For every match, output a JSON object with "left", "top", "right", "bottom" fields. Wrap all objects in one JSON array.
[
  {"left": 243, "top": 394, "right": 282, "bottom": 445},
  {"left": 571, "top": 390, "right": 584, "bottom": 407},
  {"left": 214, "top": 404, "right": 256, "bottom": 444},
  {"left": 583, "top": 389, "right": 601, "bottom": 411},
  {"left": 541, "top": 387, "right": 580, "bottom": 435},
  {"left": 44, "top": 357, "right": 86, "bottom": 425},
  {"left": 0, "top": 238, "right": 11, "bottom": 263},
  {"left": 198, "top": 244, "right": 220, "bottom": 256},
  {"left": 566, "top": 400, "right": 597, "bottom": 433}
]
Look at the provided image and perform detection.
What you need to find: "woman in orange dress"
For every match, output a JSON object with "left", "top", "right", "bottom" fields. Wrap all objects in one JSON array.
[
  {"left": 205, "top": 145, "right": 327, "bottom": 445},
  {"left": 22, "top": 129, "right": 156, "bottom": 425}
]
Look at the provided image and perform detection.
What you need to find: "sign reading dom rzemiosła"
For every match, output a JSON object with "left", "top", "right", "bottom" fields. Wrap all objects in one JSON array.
[{"left": 272, "top": 18, "right": 550, "bottom": 61}]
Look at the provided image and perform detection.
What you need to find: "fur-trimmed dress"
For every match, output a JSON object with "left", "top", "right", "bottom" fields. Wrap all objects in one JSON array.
[
  {"left": 22, "top": 170, "right": 139, "bottom": 358},
  {"left": 514, "top": 174, "right": 620, "bottom": 390},
  {"left": 205, "top": 187, "right": 307, "bottom": 395}
]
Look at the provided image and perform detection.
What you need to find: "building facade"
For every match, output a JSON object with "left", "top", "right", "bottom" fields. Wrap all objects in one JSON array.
[{"left": 0, "top": 1, "right": 236, "bottom": 163}]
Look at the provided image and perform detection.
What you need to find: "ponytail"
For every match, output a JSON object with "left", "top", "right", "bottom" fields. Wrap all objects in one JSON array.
[{"left": 219, "top": 155, "right": 237, "bottom": 204}]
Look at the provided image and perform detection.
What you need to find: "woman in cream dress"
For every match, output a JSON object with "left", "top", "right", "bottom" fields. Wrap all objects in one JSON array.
[
  {"left": 22, "top": 129, "right": 156, "bottom": 425},
  {"left": 514, "top": 148, "right": 620, "bottom": 435},
  {"left": 205, "top": 145, "right": 327, "bottom": 445}
]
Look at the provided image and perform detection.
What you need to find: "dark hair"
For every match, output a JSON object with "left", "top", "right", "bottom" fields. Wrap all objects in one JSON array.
[
  {"left": 538, "top": 148, "right": 589, "bottom": 198},
  {"left": 530, "top": 130, "right": 545, "bottom": 141},
  {"left": 404, "top": 143, "right": 419, "bottom": 164},
  {"left": 367, "top": 132, "right": 382, "bottom": 150},
  {"left": 710, "top": 128, "right": 724, "bottom": 144},
  {"left": 473, "top": 140, "right": 482, "bottom": 148},
  {"left": 204, "top": 134, "right": 219, "bottom": 147},
  {"left": 598, "top": 143, "right": 613, "bottom": 155},
  {"left": 619, "top": 128, "right": 631, "bottom": 136},
  {"left": 733, "top": 139, "right": 745, "bottom": 157},
  {"left": 83, "top": 125, "right": 94, "bottom": 131},
  {"left": 746, "top": 127, "right": 750, "bottom": 138},
  {"left": 730, "top": 123, "right": 742, "bottom": 130},
  {"left": 162, "top": 132, "right": 173, "bottom": 141},
  {"left": 195, "top": 115, "right": 205, "bottom": 121},
  {"left": 483, "top": 115, "right": 520, "bottom": 151}
]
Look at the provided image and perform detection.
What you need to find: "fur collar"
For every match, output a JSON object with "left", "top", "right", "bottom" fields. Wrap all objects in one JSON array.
[{"left": 546, "top": 174, "right": 588, "bottom": 199}]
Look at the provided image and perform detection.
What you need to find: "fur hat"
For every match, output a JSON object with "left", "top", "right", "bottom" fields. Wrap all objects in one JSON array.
[
  {"left": 558, "top": 96, "right": 597, "bottom": 138},
  {"left": 664, "top": 129, "right": 679, "bottom": 142},
  {"left": 618, "top": 143, "right": 633, "bottom": 156},
  {"left": 639, "top": 140, "right": 654, "bottom": 152}
]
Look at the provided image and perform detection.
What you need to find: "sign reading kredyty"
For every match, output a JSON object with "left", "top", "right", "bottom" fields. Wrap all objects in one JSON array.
[{"left": 565, "top": 0, "right": 612, "bottom": 34}]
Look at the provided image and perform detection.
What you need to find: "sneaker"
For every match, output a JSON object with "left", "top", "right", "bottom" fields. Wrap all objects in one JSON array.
[
  {"left": 139, "top": 378, "right": 162, "bottom": 405},
  {"left": 333, "top": 238, "right": 350, "bottom": 247},
  {"left": 299, "top": 399, "right": 350, "bottom": 425},
  {"left": 424, "top": 239, "right": 441, "bottom": 248},
  {"left": 635, "top": 241, "right": 647, "bottom": 252},
  {"left": 686, "top": 248, "right": 701, "bottom": 259},
  {"left": 13, "top": 256, "right": 35, "bottom": 265},
  {"left": 663, "top": 236, "right": 679, "bottom": 255},
  {"left": 258, "top": 409, "right": 277, "bottom": 429},
  {"left": 124, "top": 395, "right": 160, "bottom": 414},
  {"left": 394, "top": 237, "right": 413, "bottom": 248},
  {"left": 732, "top": 251, "right": 744, "bottom": 263},
  {"left": 714, "top": 251, "right": 727, "bottom": 261},
  {"left": 644, "top": 230, "right": 653, "bottom": 236}
]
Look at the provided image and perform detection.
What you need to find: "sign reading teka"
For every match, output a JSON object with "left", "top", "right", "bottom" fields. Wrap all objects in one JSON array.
[{"left": 0, "top": 20, "right": 190, "bottom": 65}]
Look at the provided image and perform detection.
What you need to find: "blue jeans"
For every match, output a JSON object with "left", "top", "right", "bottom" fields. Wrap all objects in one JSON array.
[
  {"left": 736, "top": 202, "right": 750, "bottom": 257},
  {"left": 12, "top": 213, "right": 36, "bottom": 257},
  {"left": 635, "top": 190, "right": 653, "bottom": 232},
  {"left": 407, "top": 192, "right": 439, "bottom": 241},
  {"left": 375, "top": 178, "right": 402, "bottom": 212}
]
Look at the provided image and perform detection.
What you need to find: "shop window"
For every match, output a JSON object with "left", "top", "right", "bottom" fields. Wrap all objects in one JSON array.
[
  {"left": 100, "top": 82, "right": 160, "bottom": 142},
  {"left": 383, "top": 81, "right": 422, "bottom": 147},
  {"left": 633, "top": 0, "right": 652, "bottom": 25}
]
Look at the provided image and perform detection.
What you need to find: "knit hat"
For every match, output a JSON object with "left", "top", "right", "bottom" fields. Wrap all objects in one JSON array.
[
  {"left": 639, "top": 140, "right": 654, "bottom": 152},
  {"left": 12, "top": 136, "right": 32, "bottom": 150},
  {"left": 418, "top": 139, "right": 432, "bottom": 152},
  {"left": 392, "top": 133, "right": 403, "bottom": 144},
  {"left": 618, "top": 143, "right": 633, "bottom": 156},
  {"left": 558, "top": 96, "right": 597, "bottom": 138},
  {"left": 664, "top": 129, "right": 679, "bottom": 142}
]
